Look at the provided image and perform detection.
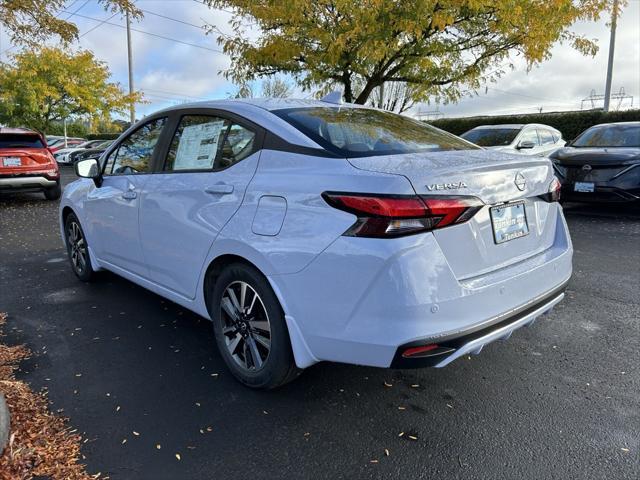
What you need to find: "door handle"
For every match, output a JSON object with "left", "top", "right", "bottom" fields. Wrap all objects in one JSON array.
[
  {"left": 122, "top": 190, "right": 137, "bottom": 200},
  {"left": 205, "top": 184, "right": 234, "bottom": 195}
]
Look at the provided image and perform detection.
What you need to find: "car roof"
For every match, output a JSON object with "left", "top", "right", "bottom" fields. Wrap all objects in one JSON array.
[
  {"left": 152, "top": 97, "right": 368, "bottom": 114},
  {"left": 471, "top": 123, "right": 559, "bottom": 131},
  {"left": 590, "top": 121, "right": 640, "bottom": 127},
  {"left": 0, "top": 126, "right": 41, "bottom": 135}
]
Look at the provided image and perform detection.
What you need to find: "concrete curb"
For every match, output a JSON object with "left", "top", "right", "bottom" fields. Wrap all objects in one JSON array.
[{"left": 0, "top": 393, "right": 9, "bottom": 454}]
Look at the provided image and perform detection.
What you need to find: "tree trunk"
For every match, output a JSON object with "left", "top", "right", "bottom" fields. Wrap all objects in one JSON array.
[
  {"left": 342, "top": 71, "right": 353, "bottom": 103},
  {"left": 354, "top": 79, "right": 378, "bottom": 105}
]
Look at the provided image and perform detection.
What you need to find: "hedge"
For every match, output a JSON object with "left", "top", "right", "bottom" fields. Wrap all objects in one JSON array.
[{"left": 428, "top": 109, "right": 640, "bottom": 141}]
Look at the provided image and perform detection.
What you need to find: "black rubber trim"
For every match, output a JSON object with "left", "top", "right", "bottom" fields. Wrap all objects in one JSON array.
[{"left": 390, "top": 282, "right": 568, "bottom": 369}]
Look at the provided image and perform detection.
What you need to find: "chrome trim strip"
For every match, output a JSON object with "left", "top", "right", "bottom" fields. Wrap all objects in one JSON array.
[{"left": 434, "top": 291, "right": 565, "bottom": 368}]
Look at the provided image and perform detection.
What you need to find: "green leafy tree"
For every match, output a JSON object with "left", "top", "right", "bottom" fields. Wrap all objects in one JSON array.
[
  {"left": 206, "top": 0, "right": 615, "bottom": 104},
  {"left": 0, "top": 47, "right": 141, "bottom": 133},
  {"left": 0, "top": 0, "right": 140, "bottom": 46}
]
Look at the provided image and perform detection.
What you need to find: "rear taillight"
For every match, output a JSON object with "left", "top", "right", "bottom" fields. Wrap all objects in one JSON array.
[
  {"left": 322, "top": 193, "right": 483, "bottom": 238},
  {"left": 539, "top": 177, "right": 561, "bottom": 203}
]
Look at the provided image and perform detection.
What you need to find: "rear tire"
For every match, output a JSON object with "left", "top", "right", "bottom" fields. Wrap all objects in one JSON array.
[
  {"left": 44, "top": 181, "right": 61, "bottom": 200},
  {"left": 64, "top": 213, "right": 95, "bottom": 282},
  {"left": 209, "top": 262, "right": 300, "bottom": 389}
]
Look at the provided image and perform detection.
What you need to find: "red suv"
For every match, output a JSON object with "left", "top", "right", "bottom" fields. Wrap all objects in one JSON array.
[{"left": 0, "top": 127, "right": 61, "bottom": 200}]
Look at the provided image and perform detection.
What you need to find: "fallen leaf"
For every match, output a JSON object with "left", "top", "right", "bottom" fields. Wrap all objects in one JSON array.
[
  {"left": 384, "top": 449, "right": 390, "bottom": 456},
  {"left": 175, "top": 453, "right": 181, "bottom": 461},
  {"left": 133, "top": 431, "right": 140, "bottom": 436},
  {"left": 156, "top": 444, "right": 161, "bottom": 450},
  {"left": 370, "top": 459, "right": 379, "bottom": 464},
  {"left": 384, "top": 382, "right": 393, "bottom": 388},
  {"left": 398, "top": 432, "right": 404, "bottom": 437},
  {"left": 408, "top": 435, "right": 418, "bottom": 440}
]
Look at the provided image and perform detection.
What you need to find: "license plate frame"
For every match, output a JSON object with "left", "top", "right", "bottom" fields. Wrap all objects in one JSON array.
[
  {"left": 490, "top": 201, "right": 530, "bottom": 245},
  {"left": 2, "top": 157, "right": 21, "bottom": 167},
  {"left": 574, "top": 181, "right": 595, "bottom": 193}
]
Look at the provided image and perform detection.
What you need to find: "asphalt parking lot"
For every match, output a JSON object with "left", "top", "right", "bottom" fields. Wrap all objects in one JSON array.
[{"left": 1, "top": 168, "right": 638, "bottom": 479}]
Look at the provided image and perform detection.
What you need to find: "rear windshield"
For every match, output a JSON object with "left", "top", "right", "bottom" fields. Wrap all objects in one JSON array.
[
  {"left": 273, "top": 107, "right": 477, "bottom": 157},
  {"left": 0, "top": 133, "right": 44, "bottom": 149},
  {"left": 572, "top": 124, "right": 640, "bottom": 148},
  {"left": 461, "top": 128, "right": 521, "bottom": 147}
]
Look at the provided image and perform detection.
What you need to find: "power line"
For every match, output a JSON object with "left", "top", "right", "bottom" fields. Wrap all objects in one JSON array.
[
  {"left": 139, "top": 9, "right": 205, "bottom": 30},
  {"left": 142, "top": 87, "right": 207, "bottom": 100},
  {"left": 79, "top": 11, "right": 120, "bottom": 39},
  {"left": 61, "top": 10, "right": 223, "bottom": 53}
]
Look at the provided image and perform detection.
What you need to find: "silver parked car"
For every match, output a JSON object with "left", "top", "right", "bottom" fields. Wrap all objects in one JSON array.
[
  {"left": 461, "top": 124, "right": 564, "bottom": 156},
  {"left": 60, "top": 98, "right": 572, "bottom": 389}
]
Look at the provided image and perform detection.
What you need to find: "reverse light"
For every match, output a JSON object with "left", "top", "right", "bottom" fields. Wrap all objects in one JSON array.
[{"left": 322, "top": 192, "right": 483, "bottom": 238}]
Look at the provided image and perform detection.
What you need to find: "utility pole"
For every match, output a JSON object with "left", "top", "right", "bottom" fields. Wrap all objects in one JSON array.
[
  {"left": 603, "top": 0, "right": 619, "bottom": 112},
  {"left": 126, "top": 12, "right": 135, "bottom": 124}
]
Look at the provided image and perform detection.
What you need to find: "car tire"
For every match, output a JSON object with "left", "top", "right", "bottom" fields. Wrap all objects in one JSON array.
[
  {"left": 209, "top": 262, "right": 301, "bottom": 389},
  {"left": 64, "top": 212, "right": 95, "bottom": 282},
  {"left": 44, "top": 181, "right": 61, "bottom": 200}
]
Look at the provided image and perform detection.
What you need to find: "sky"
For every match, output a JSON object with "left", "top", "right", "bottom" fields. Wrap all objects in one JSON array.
[{"left": 0, "top": 0, "right": 638, "bottom": 120}]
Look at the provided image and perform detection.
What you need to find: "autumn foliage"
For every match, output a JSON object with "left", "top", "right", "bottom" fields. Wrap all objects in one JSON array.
[
  {"left": 206, "top": 0, "right": 616, "bottom": 104},
  {"left": 0, "top": 313, "right": 96, "bottom": 480}
]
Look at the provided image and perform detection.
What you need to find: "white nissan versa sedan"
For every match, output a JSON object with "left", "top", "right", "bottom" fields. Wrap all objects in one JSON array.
[{"left": 60, "top": 97, "right": 573, "bottom": 388}]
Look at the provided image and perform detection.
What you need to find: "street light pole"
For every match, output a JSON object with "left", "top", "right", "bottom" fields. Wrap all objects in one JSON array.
[
  {"left": 126, "top": 12, "right": 135, "bottom": 124},
  {"left": 603, "top": 0, "right": 619, "bottom": 112}
]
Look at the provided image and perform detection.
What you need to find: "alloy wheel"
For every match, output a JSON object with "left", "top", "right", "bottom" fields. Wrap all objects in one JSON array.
[
  {"left": 67, "top": 221, "right": 87, "bottom": 275},
  {"left": 219, "top": 281, "right": 272, "bottom": 371}
]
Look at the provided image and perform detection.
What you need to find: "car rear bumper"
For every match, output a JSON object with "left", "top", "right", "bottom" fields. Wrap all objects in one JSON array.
[
  {"left": 0, "top": 175, "right": 58, "bottom": 191},
  {"left": 389, "top": 284, "right": 566, "bottom": 368},
  {"left": 272, "top": 203, "right": 573, "bottom": 369},
  {"left": 561, "top": 185, "right": 640, "bottom": 203}
]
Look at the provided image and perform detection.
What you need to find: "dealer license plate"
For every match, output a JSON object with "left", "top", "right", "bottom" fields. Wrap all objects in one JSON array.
[
  {"left": 490, "top": 201, "right": 529, "bottom": 244},
  {"left": 574, "top": 182, "right": 595, "bottom": 193},
  {"left": 2, "top": 157, "right": 21, "bottom": 167}
]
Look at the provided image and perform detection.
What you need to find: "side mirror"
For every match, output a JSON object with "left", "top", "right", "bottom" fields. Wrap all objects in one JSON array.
[
  {"left": 517, "top": 140, "right": 535, "bottom": 150},
  {"left": 75, "top": 158, "right": 102, "bottom": 187}
]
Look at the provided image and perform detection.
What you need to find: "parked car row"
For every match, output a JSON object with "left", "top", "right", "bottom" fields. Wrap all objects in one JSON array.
[
  {"left": 54, "top": 140, "right": 113, "bottom": 165},
  {"left": 461, "top": 121, "right": 640, "bottom": 205}
]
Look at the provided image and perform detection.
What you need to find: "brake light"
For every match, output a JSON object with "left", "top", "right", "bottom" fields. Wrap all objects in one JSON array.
[
  {"left": 539, "top": 177, "right": 561, "bottom": 202},
  {"left": 322, "top": 193, "right": 483, "bottom": 238}
]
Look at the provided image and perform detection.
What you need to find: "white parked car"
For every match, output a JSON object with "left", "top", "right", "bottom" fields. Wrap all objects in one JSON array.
[
  {"left": 60, "top": 98, "right": 573, "bottom": 389},
  {"left": 54, "top": 140, "right": 107, "bottom": 165},
  {"left": 461, "top": 124, "right": 565, "bottom": 156}
]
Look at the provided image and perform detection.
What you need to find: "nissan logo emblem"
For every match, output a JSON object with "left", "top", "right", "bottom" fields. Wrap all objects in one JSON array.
[
  {"left": 582, "top": 164, "right": 592, "bottom": 171},
  {"left": 514, "top": 172, "right": 526, "bottom": 191}
]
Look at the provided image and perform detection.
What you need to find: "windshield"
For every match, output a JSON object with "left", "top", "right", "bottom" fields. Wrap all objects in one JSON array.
[
  {"left": 0, "top": 133, "right": 44, "bottom": 149},
  {"left": 572, "top": 124, "right": 640, "bottom": 148},
  {"left": 461, "top": 128, "right": 521, "bottom": 147},
  {"left": 274, "top": 107, "right": 478, "bottom": 157}
]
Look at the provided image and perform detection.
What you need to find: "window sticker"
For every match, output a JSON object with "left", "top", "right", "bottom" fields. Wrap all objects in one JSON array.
[{"left": 174, "top": 120, "right": 226, "bottom": 170}]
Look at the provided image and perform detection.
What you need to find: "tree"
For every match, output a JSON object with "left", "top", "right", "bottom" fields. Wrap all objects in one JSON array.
[
  {"left": 229, "top": 76, "right": 293, "bottom": 98},
  {"left": 0, "top": 0, "right": 141, "bottom": 46},
  {"left": 0, "top": 47, "right": 141, "bottom": 133},
  {"left": 205, "top": 0, "right": 613, "bottom": 105},
  {"left": 370, "top": 82, "right": 417, "bottom": 114}
]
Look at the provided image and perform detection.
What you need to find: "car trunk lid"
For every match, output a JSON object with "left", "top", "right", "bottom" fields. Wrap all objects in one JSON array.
[{"left": 347, "top": 149, "right": 558, "bottom": 280}]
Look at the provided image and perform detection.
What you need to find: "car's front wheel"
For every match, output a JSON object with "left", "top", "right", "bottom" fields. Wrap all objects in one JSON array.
[
  {"left": 64, "top": 213, "right": 95, "bottom": 282},
  {"left": 209, "top": 263, "right": 300, "bottom": 389}
]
